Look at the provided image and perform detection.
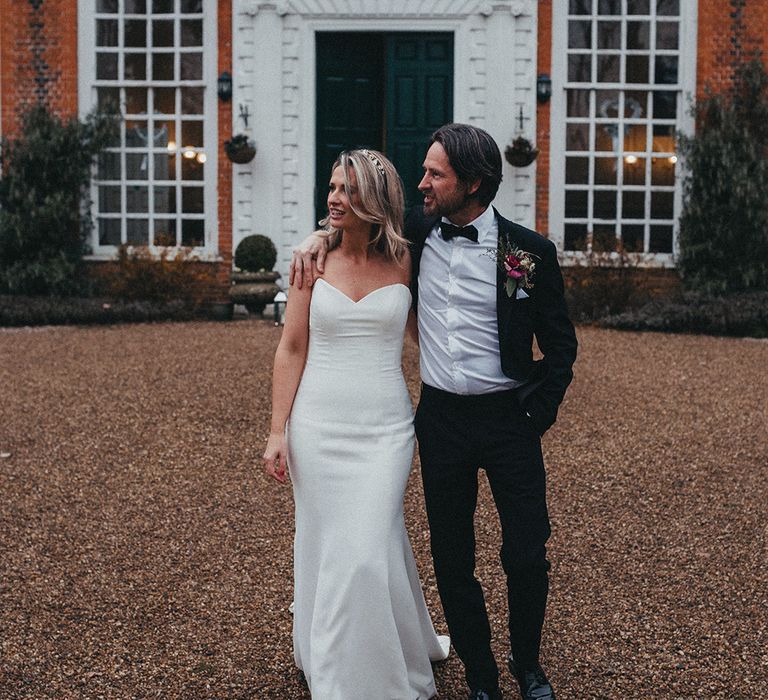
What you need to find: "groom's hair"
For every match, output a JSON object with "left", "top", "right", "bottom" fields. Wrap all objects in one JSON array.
[{"left": 430, "top": 123, "right": 502, "bottom": 207}]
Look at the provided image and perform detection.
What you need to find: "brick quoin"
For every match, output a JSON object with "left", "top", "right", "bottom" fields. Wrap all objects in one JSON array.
[{"left": 536, "top": 0, "right": 552, "bottom": 236}]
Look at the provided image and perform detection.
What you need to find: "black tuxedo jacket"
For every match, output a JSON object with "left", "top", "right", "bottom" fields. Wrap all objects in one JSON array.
[{"left": 405, "top": 206, "right": 578, "bottom": 435}]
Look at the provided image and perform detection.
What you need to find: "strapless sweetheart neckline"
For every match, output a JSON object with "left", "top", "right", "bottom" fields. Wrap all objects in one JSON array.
[{"left": 315, "top": 277, "right": 411, "bottom": 305}]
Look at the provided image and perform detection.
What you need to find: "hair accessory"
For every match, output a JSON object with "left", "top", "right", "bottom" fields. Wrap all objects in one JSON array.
[{"left": 362, "top": 149, "right": 386, "bottom": 177}]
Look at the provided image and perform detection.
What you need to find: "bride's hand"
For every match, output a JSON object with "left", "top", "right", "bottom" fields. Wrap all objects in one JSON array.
[
  {"left": 263, "top": 431, "right": 288, "bottom": 483},
  {"left": 289, "top": 230, "right": 330, "bottom": 289}
]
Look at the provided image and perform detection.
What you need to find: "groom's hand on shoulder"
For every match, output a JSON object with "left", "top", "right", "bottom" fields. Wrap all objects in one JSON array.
[{"left": 289, "top": 230, "right": 331, "bottom": 289}]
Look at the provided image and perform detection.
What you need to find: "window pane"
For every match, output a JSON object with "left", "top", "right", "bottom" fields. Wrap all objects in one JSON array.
[
  {"left": 125, "top": 0, "right": 147, "bottom": 12},
  {"left": 96, "top": 53, "right": 118, "bottom": 80},
  {"left": 126, "top": 219, "right": 149, "bottom": 245},
  {"left": 652, "top": 124, "right": 675, "bottom": 151},
  {"left": 99, "top": 186, "right": 122, "bottom": 213},
  {"left": 153, "top": 87, "right": 175, "bottom": 114},
  {"left": 566, "top": 123, "right": 590, "bottom": 151},
  {"left": 592, "top": 225, "right": 617, "bottom": 251},
  {"left": 655, "top": 56, "right": 678, "bottom": 85},
  {"left": 97, "top": 87, "right": 120, "bottom": 111},
  {"left": 598, "top": 0, "right": 621, "bottom": 14},
  {"left": 152, "top": 53, "right": 174, "bottom": 80},
  {"left": 97, "top": 20, "right": 118, "bottom": 46},
  {"left": 153, "top": 20, "right": 174, "bottom": 47},
  {"left": 627, "top": 22, "right": 650, "bottom": 50},
  {"left": 124, "top": 19, "right": 146, "bottom": 47},
  {"left": 596, "top": 89, "right": 620, "bottom": 118},
  {"left": 125, "top": 120, "right": 148, "bottom": 147},
  {"left": 182, "top": 154, "right": 205, "bottom": 180},
  {"left": 569, "top": 0, "right": 591, "bottom": 14},
  {"left": 621, "top": 224, "right": 645, "bottom": 252},
  {"left": 650, "top": 191, "right": 674, "bottom": 219},
  {"left": 154, "top": 219, "right": 177, "bottom": 246},
  {"left": 651, "top": 156, "right": 676, "bottom": 185},
  {"left": 656, "top": 21, "right": 679, "bottom": 49},
  {"left": 597, "top": 21, "right": 620, "bottom": 49},
  {"left": 99, "top": 219, "right": 121, "bottom": 245},
  {"left": 124, "top": 53, "right": 147, "bottom": 80},
  {"left": 594, "top": 157, "right": 617, "bottom": 184},
  {"left": 594, "top": 123, "right": 618, "bottom": 151},
  {"left": 98, "top": 152, "right": 121, "bottom": 180},
  {"left": 565, "top": 190, "right": 589, "bottom": 218},
  {"left": 564, "top": 224, "right": 588, "bottom": 251},
  {"left": 126, "top": 153, "right": 149, "bottom": 179},
  {"left": 181, "top": 19, "right": 203, "bottom": 46},
  {"left": 182, "top": 187, "right": 204, "bottom": 213},
  {"left": 125, "top": 88, "right": 148, "bottom": 114},
  {"left": 653, "top": 90, "right": 676, "bottom": 118},
  {"left": 154, "top": 153, "right": 176, "bottom": 180},
  {"left": 566, "top": 157, "right": 589, "bottom": 183},
  {"left": 180, "top": 53, "right": 203, "bottom": 80},
  {"left": 181, "top": 121, "right": 203, "bottom": 148},
  {"left": 569, "top": 21, "right": 592, "bottom": 49},
  {"left": 656, "top": 0, "right": 679, "bottom": 16},
  {"left": 594, "top": 190, "right": 617, "bottom": 218},
  {"left": 182, "top": 219, "right": 205, "bottom": 247},
  {"left": 623, "top": 156, "right": 646, "bottom": 184},
  {"left": 568, "top": 55, "right": 591, "bottom": 82},
  {"left": 154, "top": 186, "right": 177, "bottom": 213},
  {"left": 127, "top": 185, "right": 149, "bottom": 213},
  {"left": 97, "top": 0, "right": 118, "bottom": 12},
  {"left": 597, "top": 54, "right": 620, "bottom": 82},
  {"left": 626, "top": 55, "right": 649, "bottom": 83},
  {"left": 624, "top": 123, "right": 647, "bottom": 151},
  {"left": 624, "top": 91, "right": 647, "bottom": 118},
  {"left": 181, "top": 87, "right": 204, "bottom": 114},
  {"left": 622, "top": 190, "right": 645, "bottom": 218},
  {"left": 153, "top": 121, "right": 176, "bottom": 148},
  {"left": 153, "top": 0, "right": 174, "bottom": 13},
  {"left": 650, "top": 225, "right": 673, "bottom": 252},
  {"left": 627, "top": 0, "right": 650, "bottom": 13},
  {"left": 181, "top": 0, "right": 203, "bottom": 12},
  {"left": 567, "top": 90, "right": 591, "bottom": 117}
]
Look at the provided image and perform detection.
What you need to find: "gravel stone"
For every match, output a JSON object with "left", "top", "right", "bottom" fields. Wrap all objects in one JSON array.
[{"left": 1, "top": 321, "right": 766, "bottom": 699}]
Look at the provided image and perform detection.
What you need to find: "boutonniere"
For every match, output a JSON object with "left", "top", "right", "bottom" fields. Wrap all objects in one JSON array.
[{"left": 485, "top": 241, "right": 539, "bottom": 298}]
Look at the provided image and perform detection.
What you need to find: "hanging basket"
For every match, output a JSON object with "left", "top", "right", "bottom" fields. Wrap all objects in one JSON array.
[
  {"left": 224, "top": 134, "right": 257, "bottom": 164},
  {"left": 504, "top": 136, "right": 539, "bottom": 167}
]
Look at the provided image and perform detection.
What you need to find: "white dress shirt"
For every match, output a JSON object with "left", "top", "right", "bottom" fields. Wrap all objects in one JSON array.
[{"left": 418, "top": 206, "right": 522, "bottom": 395}]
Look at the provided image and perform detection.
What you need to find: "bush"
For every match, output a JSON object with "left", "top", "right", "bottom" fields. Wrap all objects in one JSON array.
[
  {"left": 93, "top": 245, "right": 218, "bottom": 304},
  {"left": 678, "top": 60, "right": 768, "bottom": 294},
  {"left": 234, "top": 234, "right": 277, "bottom": 272},
  {"left": 601, "top": 291, "right": 768, "bottom": 338},
  {"left": 0, "top": 104, "right": 119, "bottom": 296}
]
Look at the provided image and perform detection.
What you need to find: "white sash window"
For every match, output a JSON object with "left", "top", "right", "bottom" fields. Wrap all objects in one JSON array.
[
  {"left": 79, "top": 0, "right": 217, "bottom": 255},
  {"left": 549, "top": 0, "right": 696, "bottom": 263}
]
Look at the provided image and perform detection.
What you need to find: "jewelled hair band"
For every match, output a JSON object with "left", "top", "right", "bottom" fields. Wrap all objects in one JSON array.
[{"left": 362, "top": 149, "right": 386, "bottom": 177}]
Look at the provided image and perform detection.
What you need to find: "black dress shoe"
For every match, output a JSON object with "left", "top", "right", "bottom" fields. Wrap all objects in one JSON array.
[
  {"left": 507, "top": 656, "right": 555, "bottom": 700},
  {"left": 467, "top": 688, "right": 503, "bottom": 700}
]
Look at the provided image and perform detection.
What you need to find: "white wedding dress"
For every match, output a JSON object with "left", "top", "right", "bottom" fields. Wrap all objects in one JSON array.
[{"left": 287, "top": 278, "right": 450, "bottom": 699}]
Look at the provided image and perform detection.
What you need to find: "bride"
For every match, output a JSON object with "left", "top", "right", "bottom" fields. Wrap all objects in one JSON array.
[{"left": 263, "top": 148, "right": 449, "bottom": 698}]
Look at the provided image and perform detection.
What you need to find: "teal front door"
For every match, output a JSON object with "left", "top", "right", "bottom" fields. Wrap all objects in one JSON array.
[{"left": 315, "top": 33, "right": 454, "bottom": 223}]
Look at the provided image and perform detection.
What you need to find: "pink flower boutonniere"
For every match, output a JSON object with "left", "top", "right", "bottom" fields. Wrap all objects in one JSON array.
[{"left": 485, "top": 242, "right": 539, "bottom": 298}]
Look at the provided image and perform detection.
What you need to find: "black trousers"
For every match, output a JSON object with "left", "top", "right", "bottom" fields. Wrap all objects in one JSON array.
[{"left": 415, "top": 383, "right": 552, "bottom": 691}]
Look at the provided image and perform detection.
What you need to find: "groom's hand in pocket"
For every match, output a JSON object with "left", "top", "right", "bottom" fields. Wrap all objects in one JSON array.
[
  {"left": 289, "top": 230, "right": 330, "bottom": 289},
  {"left": 263, "top": 431, "right": 288, "bottom": 483}
]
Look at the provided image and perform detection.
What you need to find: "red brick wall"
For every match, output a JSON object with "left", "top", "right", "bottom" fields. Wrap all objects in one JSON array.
[
  {"left": 215, "top": 0, "right": 233, "bottom": 298},
  {"left": 0, "top": 0, "right": 78, "bottom": 138},
  {"left": 536, "top": 0, "right": 552, "bottom": 237}
]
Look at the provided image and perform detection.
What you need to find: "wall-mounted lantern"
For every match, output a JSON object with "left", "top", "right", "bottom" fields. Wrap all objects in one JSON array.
[
  {"left": 536, "top": 73, "right": 552, "bottom": 104},
  {"left": 217, "top": 71, "right": 233, "bottom": 102}
]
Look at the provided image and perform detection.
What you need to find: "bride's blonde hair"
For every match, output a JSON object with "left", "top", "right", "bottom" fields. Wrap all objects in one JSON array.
[{"left": 318, "top": 149, "right": 409, "bottom": 261}]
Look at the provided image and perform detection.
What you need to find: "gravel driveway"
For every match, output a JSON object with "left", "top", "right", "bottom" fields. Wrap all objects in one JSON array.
[{"left": 1, "top": 321, "right": 766, "bottom": 699}]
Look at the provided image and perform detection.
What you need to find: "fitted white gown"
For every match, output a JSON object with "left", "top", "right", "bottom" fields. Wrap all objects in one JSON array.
[{"left": 287, "top": 278, "right": 450, "bottom": 699}]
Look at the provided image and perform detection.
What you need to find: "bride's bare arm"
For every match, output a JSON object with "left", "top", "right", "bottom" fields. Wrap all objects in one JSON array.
[
  {"left": 263, "top": 280, "right": 311, "bottom": 483},
  {"left": 400, "top": 248, "right": 419, "bottom": 347},
  {"left": 289, "top": 230, "right": 332, "bottom": 289}
]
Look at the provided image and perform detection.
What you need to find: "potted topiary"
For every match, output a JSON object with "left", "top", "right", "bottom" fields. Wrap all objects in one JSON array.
[
  {"left": 229, "top": 234, "right": 281, "bottom": 315},
  {"left": 224, "top": 133, "right": 257, "bottom": 164}
]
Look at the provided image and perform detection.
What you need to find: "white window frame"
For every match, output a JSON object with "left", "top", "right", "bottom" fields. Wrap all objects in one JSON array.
[
  {"left": 549, "top": 0, "right": 697, "bottom": 267},
  {"left": 78, "top": 0, "right": 218, "bottom": 260}
]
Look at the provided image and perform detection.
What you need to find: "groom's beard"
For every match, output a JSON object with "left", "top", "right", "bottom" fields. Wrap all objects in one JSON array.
[{"left": 422, "top": 182, "right": 474, "bottom": 219}]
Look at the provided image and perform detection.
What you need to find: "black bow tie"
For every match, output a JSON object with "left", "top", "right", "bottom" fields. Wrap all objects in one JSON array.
[{"left": 439, "top": 221, "right": 478, "bottom": 243}]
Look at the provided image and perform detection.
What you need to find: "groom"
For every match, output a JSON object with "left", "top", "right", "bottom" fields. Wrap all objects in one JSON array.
[{"left": 291, "top": 124, "right": 577, "bottom": 700}]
